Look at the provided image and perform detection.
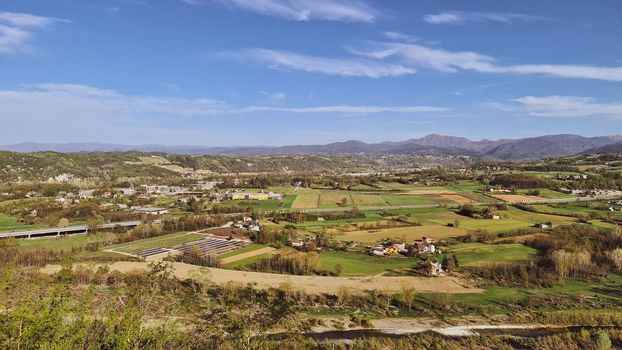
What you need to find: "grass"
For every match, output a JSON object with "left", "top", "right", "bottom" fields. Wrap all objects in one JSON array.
[
  {"left": 109, "top": 232, "right": 203, "bottom": 254},
  {"left": 294, "top": 212, "right": 387, "bottom": 228},
  {"left": 319, "top": 251, "right": 417, "bottom": 276},
  {"left": 516, "top": 189, "right": 572, "bottom": 199},
  {"left": 291, "top": 194, "right": 320, "bottom": 209},
  {"left": 222, "top": 253, "right": 272, "bottom": 269},
  {"left": 281, "top": 195, "right": 297, "bottom": 209},
  {"left": 15, "top": 232, "right": 118, "bottom": 252},
  {"left": 351, "top": 194, "right": 388, "bottom": 207},
  {"left": 318, "top": 192, "right": 353, "bottom": 208},
  {"left": 336, "top": 225, "right": 468, "bottom": 243},
  {"left": 218, "top": 243, "right": 267, "bottom": 258},
  {"left": 381, "top": 195, "right": 435, "bottom": 206},
  {"left": 444, "top": 273, "right": 622, "bottom": 311},
  {"left": 222, "top": 199, "right": 283, "bottom": 212},
  {"left": 0, "top": 213, "right": 42, "bottom": 232},
  {"left": 447, "top": 243, "right": 537, "bottom": 266}
]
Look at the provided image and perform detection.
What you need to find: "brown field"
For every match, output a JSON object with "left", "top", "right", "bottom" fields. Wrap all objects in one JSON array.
[
  {"left": 291, "top": 194, "right": 319, "bottom": 209},
  {"left": 41, "top": 262, "right": 482, "bottom": 294},
  {"left": 219, "top": 247, "right": 277, "bottom": 265},
  {"left": 440, "top": 194, "right": 474, "bottom": 204},
  {"left": 351, "top": 194, "right": 388, "bottom": 207},
  {"left": 491, "top": 194, "right": 543, "bottom": 202},
  {"left": 337, "top": 225, "right": 468, "bottom": 243},
  {"left": 319, "top": 192, "right": 352, "bottom": 208},
  {"left": 394, "top": 189, "right": 456, "bottom": 195}
]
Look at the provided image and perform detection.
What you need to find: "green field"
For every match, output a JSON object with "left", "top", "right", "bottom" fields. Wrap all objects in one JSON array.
[
  {"left": 109, "top": 232, "right": 203, "bottom": 254},
  {"left": 219, "top": 243, "right": 267, "bottom": 258},
  {"left": 222, "top": 253, "right": 273, "bottom": 269},
  {"left": 382, "top": 194, "right": 435, "bottom": 206},
  {"left": 336, "top": 224, "right": 468, "bottom": 243},
  {"left": 0, "top": 213, "right": 42, "bottom": 232},
  {"left": 447, "top": 243, "right": 537, "bottom": 266},
  {"left": 516, "top": 189, "right": 571, "bottom": 199},
  {"left": 351, "top": 194, "right": 388, "bottom": 207},
  {"left": 16, "top": 232, "right": 118, "bottom": 252},
  {"left": 319, "top": 251, "right": 417, "bottom": 276}
]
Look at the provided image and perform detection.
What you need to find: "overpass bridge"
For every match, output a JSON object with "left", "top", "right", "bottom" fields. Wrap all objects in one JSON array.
[{"left": 0, "top": 220, "right": 142, "bottom": 240}]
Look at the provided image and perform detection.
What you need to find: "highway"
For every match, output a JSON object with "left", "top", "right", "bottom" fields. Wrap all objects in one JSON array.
[{"left": 0, "top": 220, "right": 142, "bottom": 239}]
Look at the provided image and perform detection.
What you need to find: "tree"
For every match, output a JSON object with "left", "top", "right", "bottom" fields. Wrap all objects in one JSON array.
[
  {"left": 592, "top": 331, "right": 612, "bottom": 350},
  {"left": 401, "top": 284, "right": 416, "bottom": 311},
  {"left": 334, "top": 263, "right": 343, "bottom": 276},
  {"left": 607, "top": 248, "right": 622, "bottom": 270}
]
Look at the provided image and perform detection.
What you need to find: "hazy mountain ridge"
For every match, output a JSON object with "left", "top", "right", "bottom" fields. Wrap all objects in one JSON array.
[{"left": 2, "top": 134, "right": 621, "bottom": 160}]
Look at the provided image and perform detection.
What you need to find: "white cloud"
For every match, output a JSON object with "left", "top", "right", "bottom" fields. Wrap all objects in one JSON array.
[
  {"left": 211, "top": 0, "right": 379, "bottom": 22},
  {"left": 240, "top": 105, "right": 448, "bottom": 114},
  {"left": 261, "top": 91, "right": 286, "bottom": 103},
  {"left": 423, "top": 11, "right": 544, "bottom": 25},
  {"left": 350, "top": 41, "right": 622, "bottom": 81},
  {"left": 217, "top": 48, "right": 415, "bottom": 78},
  {"left": 512, "top": 96, "right": 622, "bottom": 118},
  {"left": 0, "top": 12, "right": 67, "bottom": 54},
  {"left": 0, "top": 84, "right": 448, "bottom": 126}
]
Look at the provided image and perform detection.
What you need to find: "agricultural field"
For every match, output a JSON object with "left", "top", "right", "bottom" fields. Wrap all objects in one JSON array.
[
  {"left": 291, "top": 194, "right": 320, "bottom": 209},
  {"left": 446, "top": 242, "right": 537, "bottom": 266},
  {"left": 319, "top": 251, "right": 418, "bottom": 276},
  {"left": 15, "top": 232, "right": 118, "bottom": 252},
  {"left": 381, "top": 194, "right": 435, "bottom": 206},
  {"left": 0, "top": 213, "right": 41, "bottom": 232},
  {"left": 336, "top": 224, "right": 468, "bottom": 243},
  {"left": 350, "top": 194, "right": 389, "bottom": 207},
  {"left": 516, "top": 188, "right": 572, "bottom": 199},
  {"left": 318, "top": 192, "right": 353, "bottom": 208},
  {"left": 489, "top": 194, "right": 543, "bottom": 202}
]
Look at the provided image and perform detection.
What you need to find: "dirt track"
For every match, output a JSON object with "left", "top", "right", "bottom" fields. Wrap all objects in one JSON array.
[
  {"left": 219, "top": 247, "right": 277, "bottom": 264},
  {"left": 41, "top": 262, "right": 482, "bottom": 295}
]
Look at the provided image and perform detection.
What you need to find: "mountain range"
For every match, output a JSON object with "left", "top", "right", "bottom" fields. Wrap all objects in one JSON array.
[{"left": 2, "top": 134, "right": 621, "bottom": 161}]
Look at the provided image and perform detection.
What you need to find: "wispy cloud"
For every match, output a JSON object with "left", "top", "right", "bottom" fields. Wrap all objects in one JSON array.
[
  {"left": 0, "top": 83, "right": 447, "bottom": 125},
  {"left": 512, "top": 96, "right": 622, "bottom": 118},
  {"left": 206, "top": 0, "right": 380, "bottom": 22},
  {"left": 423, "top": 11, "right": 544, "bottom": 25},
  {"left": 0, "top": 12, "right": 67, "bottom": 54},
  {"left": 350, "top": 40, "right": 622, "bottom": 81},
  {"left": 261, "top": 91, "right": 286, "bottom": 103},
  {"left": 216, "top": 48, "right": 415, "bottom": 78}
]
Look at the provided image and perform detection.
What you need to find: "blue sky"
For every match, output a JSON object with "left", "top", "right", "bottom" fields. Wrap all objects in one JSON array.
[{"left": 1, "top": 0, "right": 621, "bottom": 146}]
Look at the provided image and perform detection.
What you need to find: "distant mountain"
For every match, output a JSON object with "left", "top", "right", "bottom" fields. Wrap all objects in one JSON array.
[
  {"left": 2, "top": 134, "right": 622, "bottom": 160},
  {"left": 585, "top": 141, "right": 622, "bottom": 154}
]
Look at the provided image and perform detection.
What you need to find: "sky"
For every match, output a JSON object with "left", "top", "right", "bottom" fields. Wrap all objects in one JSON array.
[{"left": 1, "top": 0, "right": 621, "bottom": 146}]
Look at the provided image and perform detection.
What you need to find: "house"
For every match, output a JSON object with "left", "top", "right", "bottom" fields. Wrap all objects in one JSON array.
[
  {"left": 492, "top": 215, "right": 501, "bottom": 220},
  {"left": 535, "top": 223, "right": 550, "bottom": 229},
  {"left": 78, "top": 190, "right": 95, "bottom": 199},
  {"left": 116, "top": 188, "right": 137, "bottom": 196},
  {"left": 289, "top": 239, "right": 304, "bottom": 248}
]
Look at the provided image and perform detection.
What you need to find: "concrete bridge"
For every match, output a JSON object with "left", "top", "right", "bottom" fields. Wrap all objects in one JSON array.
[{"left": 0, "top": 220, "right": 142, "bottom": 240}]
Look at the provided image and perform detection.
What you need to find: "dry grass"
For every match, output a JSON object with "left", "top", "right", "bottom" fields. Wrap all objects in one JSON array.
[
  {"left": 291, "top": 194, "right": 320, "bottom": 209},
  {"left": 41, "top": 262, "right": 482, "bottom": 295},
  {"left": 440, "top": 194, "right": 474, "bottom": 204},
  {"left": 491, "top": 194, "right": 543, "bottom": 202}
]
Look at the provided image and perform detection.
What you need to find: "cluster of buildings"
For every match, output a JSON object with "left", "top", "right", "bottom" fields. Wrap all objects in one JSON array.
[
  {"left": 212, "top": 191, "right": 283, "bottom": 202},
  {"left": 233, "top": 216, "right": 260, "bottom": 232},
  {"left": 368, "top": 237, "right": 439, "bottom": 258}
]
